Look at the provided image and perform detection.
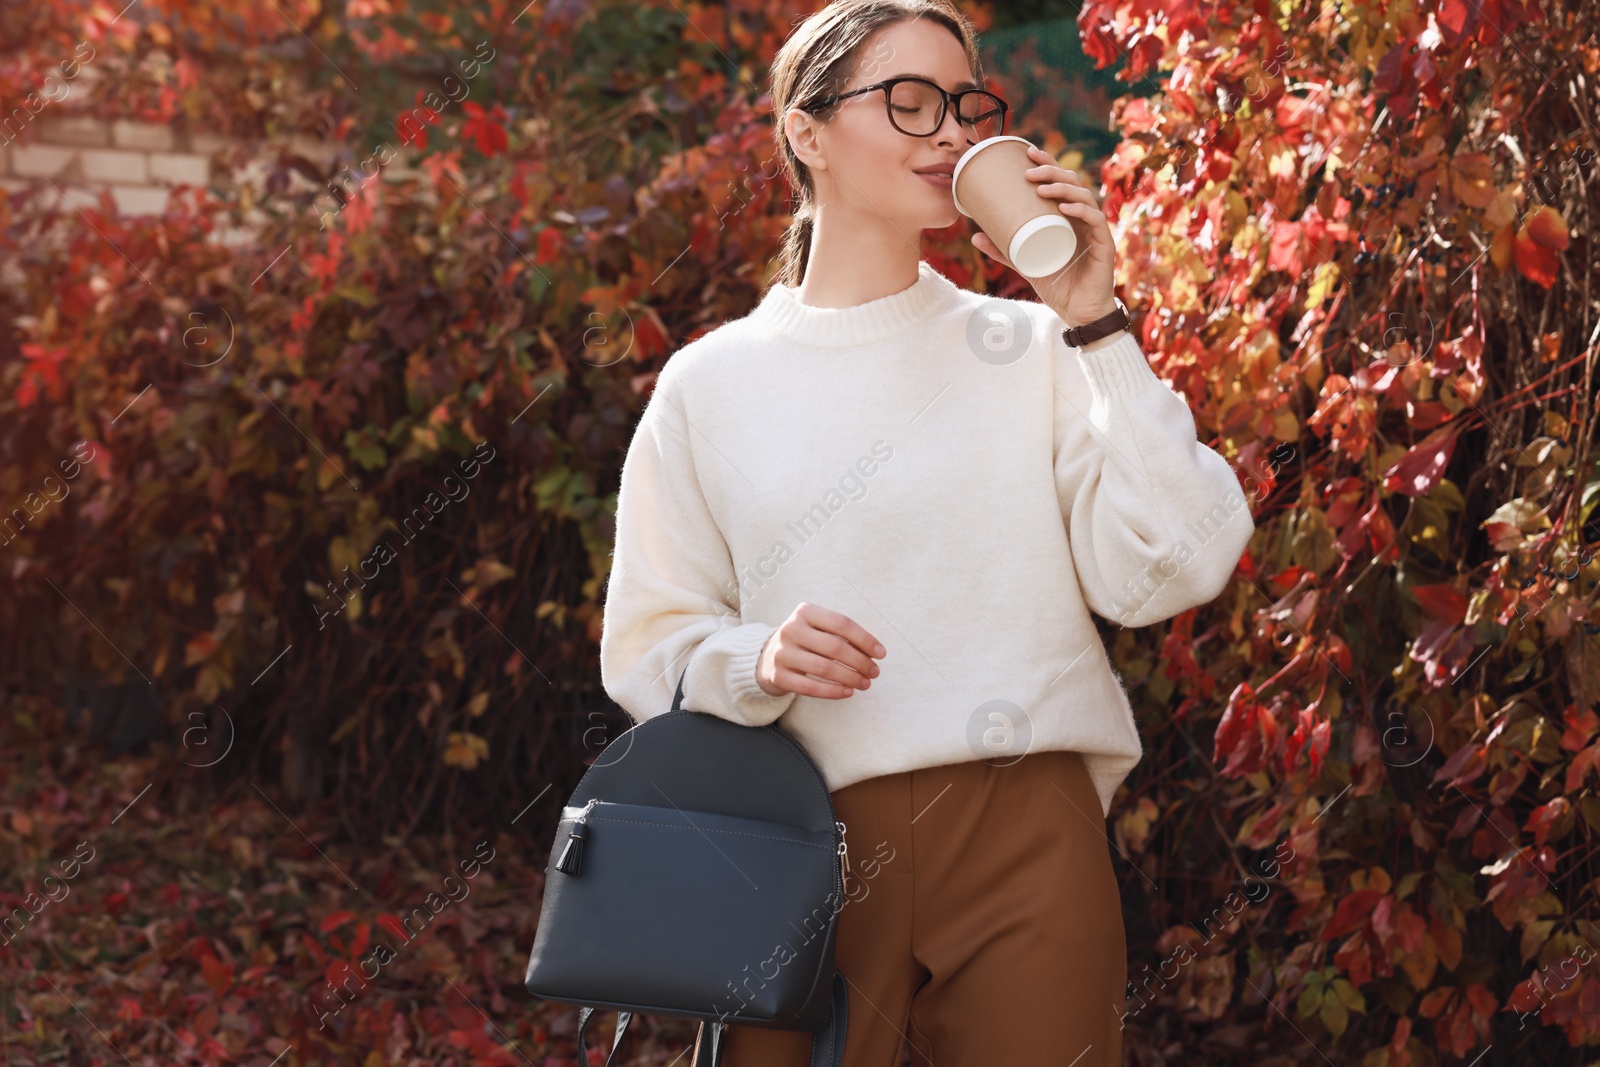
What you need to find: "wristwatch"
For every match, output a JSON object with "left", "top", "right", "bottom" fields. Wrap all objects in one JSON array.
[{"left": 1060, "top": 300, "right": 1131, "bottom": 348}]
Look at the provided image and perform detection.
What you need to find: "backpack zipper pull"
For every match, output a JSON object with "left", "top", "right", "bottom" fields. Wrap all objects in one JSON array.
[
  {"left": 836, "top": 820, "right": 849, "bottom": 882},
  {"left": 554, "top": 799, "right": 598, "bottom": 876}
]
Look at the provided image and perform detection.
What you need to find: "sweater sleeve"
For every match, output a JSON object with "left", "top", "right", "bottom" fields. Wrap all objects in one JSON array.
[
  {"left": 599, "top": 355, "right": 800, "bottom": 728},
  {"left": 1052, "top": 327, "right": 1254, "bottom": 628}
]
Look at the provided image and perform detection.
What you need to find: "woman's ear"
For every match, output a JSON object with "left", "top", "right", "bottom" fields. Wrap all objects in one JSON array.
[{"left": 783, "top": 107, "right": 827, "bottom": 172}]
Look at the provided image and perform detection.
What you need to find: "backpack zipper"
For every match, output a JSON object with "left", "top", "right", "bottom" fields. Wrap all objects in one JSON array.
[{"left": 553, "top": 798, "right": 598, "bottom": 876}]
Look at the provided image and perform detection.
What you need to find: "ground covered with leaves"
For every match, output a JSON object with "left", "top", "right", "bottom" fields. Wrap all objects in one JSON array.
[{"left": 0, "top": 710, "right": 693, "bottom": 1066}]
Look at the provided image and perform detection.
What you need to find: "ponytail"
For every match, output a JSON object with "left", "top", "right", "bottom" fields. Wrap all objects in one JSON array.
[{"left": 777, "top": 211, "right": 815, "bottom": 288}]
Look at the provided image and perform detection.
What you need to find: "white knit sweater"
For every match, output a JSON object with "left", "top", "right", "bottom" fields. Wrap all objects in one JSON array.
[{"left": 599, "top": 259, "right": 1254, "bottom": 816}]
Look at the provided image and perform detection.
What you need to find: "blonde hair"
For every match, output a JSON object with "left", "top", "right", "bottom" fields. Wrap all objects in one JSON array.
[{"left": 768, "top": 0, "right": 985, "bottom": 288}]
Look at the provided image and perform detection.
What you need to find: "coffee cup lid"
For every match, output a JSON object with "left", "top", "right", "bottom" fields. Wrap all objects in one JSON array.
[
  {"left": 950, "top": 135, "right": 1038, "bottom": 217},
  {"left": 1009, "top": 213, "right": 1077, "bottom": 278}
]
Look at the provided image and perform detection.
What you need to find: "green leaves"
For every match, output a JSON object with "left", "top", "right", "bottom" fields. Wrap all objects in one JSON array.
[{"left": 1297, "top": 967, "right": 1367, "bottom": 1039}]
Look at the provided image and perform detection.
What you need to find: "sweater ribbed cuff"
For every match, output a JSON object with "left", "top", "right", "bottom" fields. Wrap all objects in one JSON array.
[
  {"left": 1073, "top": 332, "right": 1163, "bottom": 404},
  {"left": 721, "top": 622, "right": 797, "bottom": 726}
]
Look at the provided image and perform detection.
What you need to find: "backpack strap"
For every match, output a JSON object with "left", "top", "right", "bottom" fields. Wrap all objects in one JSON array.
[
  {"left": 575, "top": 1006, "right": 633, "bottom": 1067},
  {"left": 689, "top": 970, "right": 847, "bottom": 1067},
  {"left": 691, "top": 1018, "right": 723, "bottom": 1067},
  {"left": 808, "top": 971, "right": 848, "bottom": 1067}
]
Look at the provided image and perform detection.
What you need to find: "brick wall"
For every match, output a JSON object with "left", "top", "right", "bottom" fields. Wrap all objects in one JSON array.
[
  {"left": 0, "top": 115, "right": 237, "bottom": 215},
  {"left": 1, "top": 110, "right": 433, "bottom": 250}
]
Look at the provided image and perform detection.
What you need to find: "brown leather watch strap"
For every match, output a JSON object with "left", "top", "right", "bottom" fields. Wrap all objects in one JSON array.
[{"left": 1060, "top": 303, "right": 1131, "bottom": 348}]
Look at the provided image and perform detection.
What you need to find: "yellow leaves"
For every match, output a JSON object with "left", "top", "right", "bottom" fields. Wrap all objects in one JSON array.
[
  {"left": 1052, "top": 148, "right": 1085, "bottom": 174},
  {"left": 316, "top": 455, "right": 345, "bottom": 491},
  {"left": 1521, "top": 919, "right": 1557, "bottom": 963},
  {"left": 1482, "top": 498, "right": 1549, "bottom": 553},
  {"left": 1115, "top": 796, "right": 1160, "bottom": 854},
  {"left": 1444, "top": 151, "right": 1495, "bottom": 209},
  {"left": 1484, "top": 186, "right": 1520, "bottom": 231},
  {"left": 1347, "top": 0, "right": 1403, "bottom": 72},
  {"left": 464, "top": 691, "right": 489, "bottom": 718},
  {"left": 444, "top": 732, "right": 489, "bottom": 770},
  {"left": 195, "top": 662, "right": 233, "bottom": 704},
  {"left": 1305, "top": 259, "right": 1340, "bottom": 311},
  {"left": 460, "top": 559, "right": 516, "bottom": 589},
  {"left": 1183, "top": 952, "right": 1237, "bottom": 1021},
  {"left": 409, "top": 423, "right": 441, "bottom": 452},
  {"left": 1349, "top": 865, "right": 1392, "bottom": 893},
  {"left": 418, "top": 680, "right": 443, "bottom": 728},
  {"left": 230, "top": 835, "right": 259, "bottom": 869},
  {"left": 329, "top": 536, "right": 359, "bottom": 575},
  {"left": 1487, "top": 220, "right": 1517, "bottom": 271},
  {"left": 1266, "top": 137, "right": 1299, "bottom": 180}
]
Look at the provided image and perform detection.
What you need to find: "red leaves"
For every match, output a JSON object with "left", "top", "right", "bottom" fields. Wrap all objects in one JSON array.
[
  {"left": 1418, "top": 983, "right": 1498, "bottom": 1057},
  {"left": 1267, "top": 205, "right": 1349, "bottom": 282},
  {"left": 1410, "top": 583, "right": 1469, "bottom": 625},
  {"left": 1382, "top": 429, "right": 1458, "bottom": 496},
  {"left": 1322, "top": 889, "right": 1385, "bottom": 942},
  {"left": 1283, "top": 703, "right": 1330, "bottom": 778},
  {"left": 1524, "top": 797, "right": 1570, "bottom": 848},
  {"left": 1560, "top": 705, "right": 1599, "bottom": 752},
  {"left": 1308, "top": 376, "right": 1374, "bottom": 459},
  {"left": 198, "top": 949, "right": 233, "bottom": 998},
  {"left": 1526, "top": 205, "right": 1571, "bottom": 250},
  {"left": 534, "top": 225, "right": 563, "bottom": 266},
  {"left": 1513, "top": 206, "right": 1570, "bottom": 287},
  {"left": 1514, "top": 222, "right": 1560, "bottom": 287},
  {"left": 320, "top": 909, "right": 356, "bottom": 933},
  {"left": 460, "top": 102, "right": 508, "bottom": 157},
  {"left": 1436, "top": 0, "right": 1542, "bottom": 46},
  {"left": 1565, "top": 743, "right": 1600, "bottom": 794},
  {"left": 396, "top": 93, "right": 440, "bottom": 149},
  {"left": 16, "top": 343, "right": 70, "bottom": 408},
  {"left": 1214, "top": 681, "right": 1280, "bottom": 777}
]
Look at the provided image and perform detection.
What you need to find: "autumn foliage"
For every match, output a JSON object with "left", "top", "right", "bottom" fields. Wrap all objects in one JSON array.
[{"left": 2, "top": 0, "right": 1599, "bottom": 1064}]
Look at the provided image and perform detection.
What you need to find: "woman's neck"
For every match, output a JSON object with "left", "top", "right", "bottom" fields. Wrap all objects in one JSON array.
[{"left": 794, "top": 215, "right": 925, "bottom": 309}]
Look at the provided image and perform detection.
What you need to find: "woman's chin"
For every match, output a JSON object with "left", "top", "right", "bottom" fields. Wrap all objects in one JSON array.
[{"left": 919, "top": 208, "right": 963, "bottom": 232}]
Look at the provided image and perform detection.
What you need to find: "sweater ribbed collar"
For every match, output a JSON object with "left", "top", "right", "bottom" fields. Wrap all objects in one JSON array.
[{"left": 748, "top": 259, "right": 966, "bottom": 348}]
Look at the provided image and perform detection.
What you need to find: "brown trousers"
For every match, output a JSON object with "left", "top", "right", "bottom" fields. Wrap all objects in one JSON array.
[{"left": 701, "top": 748, "right": 1127, "bottom": 1067}]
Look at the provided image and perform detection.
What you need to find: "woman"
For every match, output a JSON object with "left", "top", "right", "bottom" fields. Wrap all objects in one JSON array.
[{"left": 598, "top": 1, "right": 1255, "bottom": 1063}]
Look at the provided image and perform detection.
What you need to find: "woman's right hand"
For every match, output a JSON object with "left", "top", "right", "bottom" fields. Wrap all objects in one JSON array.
[{"left": 755, "top": 602, "right": 886, "bottom": 699}]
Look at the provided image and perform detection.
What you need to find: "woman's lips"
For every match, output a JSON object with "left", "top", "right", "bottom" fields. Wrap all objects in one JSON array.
[{"left": 918, "top": 171, "right": 953, "bottom": 188}]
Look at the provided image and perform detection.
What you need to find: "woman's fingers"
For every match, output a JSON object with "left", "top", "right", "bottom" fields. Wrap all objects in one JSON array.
[
  {"left": 779, "top": 643, "right": 872, "bottom": 692},
  {"left": 1034, "top": 180, "right": 1100, "bottom": 208},
  {"left": 971, "top": 230, "right": 1014, "bottom": 269},
  {"left": 794, "top": 626, "right": 878, "bottom": 684},
  {"left": 772, "top": 666, "right": 857, "bottom": 700},
  {"left": 1056, "top": 200, "right": 1112, "bottom": 247},
  {"left": 796, "top": 602, "right": 884, "bottom": 663}
]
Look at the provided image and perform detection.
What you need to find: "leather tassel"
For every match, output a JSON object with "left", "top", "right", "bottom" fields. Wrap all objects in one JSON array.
[{"left": 554, "top": 821, "right": 589, "bottom": 875}]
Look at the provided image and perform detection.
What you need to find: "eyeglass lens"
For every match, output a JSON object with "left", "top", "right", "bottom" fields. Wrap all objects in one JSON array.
[{"left": 887, "top": 80, "right": 1003, "bottom": 139}]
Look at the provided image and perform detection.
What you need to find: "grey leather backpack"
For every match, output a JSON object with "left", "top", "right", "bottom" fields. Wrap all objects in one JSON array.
[{"left": 523, "top": 668, "right": 850, "bottom": 1067}]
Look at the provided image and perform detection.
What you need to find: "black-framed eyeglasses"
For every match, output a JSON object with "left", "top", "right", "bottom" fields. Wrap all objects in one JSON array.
[{"left": 801, "top": 76, "right": 1008, "bottom": 144}]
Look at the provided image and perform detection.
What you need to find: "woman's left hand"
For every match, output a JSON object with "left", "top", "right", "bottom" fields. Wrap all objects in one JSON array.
[{"left": 970, "top": 144, "right": 1120, "bottom": 328}]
